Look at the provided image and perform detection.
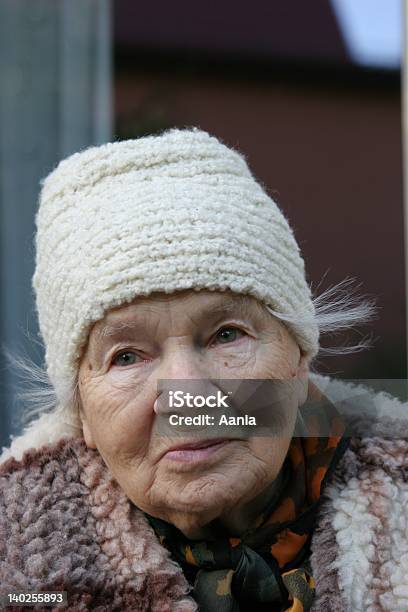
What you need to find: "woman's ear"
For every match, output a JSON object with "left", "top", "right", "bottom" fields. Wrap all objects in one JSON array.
[
  {"left": 294, "top": 351, "right": 310, "bottom": 406},
  {"left": 80, "top": 416, "right": 97, "bottom": 450},
  {"left": 76, "top": 384, "right": 97, "bottom": 450},
  {"left": 298, "top": 351, "right": 309, "bottom": 378}
]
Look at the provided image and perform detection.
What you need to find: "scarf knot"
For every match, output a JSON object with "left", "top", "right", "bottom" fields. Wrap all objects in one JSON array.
[{"left": 193, "top": 544, "right": 284, "bottom": 611}]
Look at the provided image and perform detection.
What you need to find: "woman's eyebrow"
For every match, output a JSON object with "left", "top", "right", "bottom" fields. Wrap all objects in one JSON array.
[
  {"left": 95, "top": 321, "right": 141, "bottom": 341},
  {"left": 93, "top": 297, "right": 259, "bottom": 344},
  {"left": 196, "top": 297, "right": 258, "bottom": 320}
]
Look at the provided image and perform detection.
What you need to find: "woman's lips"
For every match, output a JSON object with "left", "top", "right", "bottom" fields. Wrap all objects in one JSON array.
[{"left": 162, "top": 438, "right": 232, "bottom": 462}]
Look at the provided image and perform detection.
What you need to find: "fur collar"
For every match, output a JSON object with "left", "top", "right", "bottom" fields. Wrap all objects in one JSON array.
[
  {"left": 0, "top": 437, "right": 197, "bottom": 611},
  {"left": 2, "top": 375, "right": 408, "bottom": 610}
]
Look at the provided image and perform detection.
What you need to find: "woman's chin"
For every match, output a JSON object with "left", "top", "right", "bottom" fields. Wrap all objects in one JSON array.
[{"left": 154, "top": 473, "right": 245, "bottom": 519}]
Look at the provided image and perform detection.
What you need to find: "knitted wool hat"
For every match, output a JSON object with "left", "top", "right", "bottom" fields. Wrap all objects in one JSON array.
[{"left": 32, "top": 128, "right": 319, "bottom": 402}]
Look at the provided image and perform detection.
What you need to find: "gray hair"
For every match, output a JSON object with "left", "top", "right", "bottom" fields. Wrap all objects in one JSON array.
[{"left": 3, "top": 276, "right": 377, "bottom": 430}]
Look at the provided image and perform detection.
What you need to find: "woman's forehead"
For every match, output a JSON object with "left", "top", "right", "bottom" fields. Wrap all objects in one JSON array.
[{"left": 92, "top": 290, "right": 263, "bottom": 334}]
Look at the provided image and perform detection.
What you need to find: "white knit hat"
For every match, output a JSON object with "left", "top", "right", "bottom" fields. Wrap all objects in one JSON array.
[{"left": 32, "top": 128, "right": 319, "bottom": 402}]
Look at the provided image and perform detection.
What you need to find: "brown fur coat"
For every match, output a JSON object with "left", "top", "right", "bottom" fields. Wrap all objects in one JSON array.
[{"left": 1, "top": 376, "right": 408, "bottom": 611}]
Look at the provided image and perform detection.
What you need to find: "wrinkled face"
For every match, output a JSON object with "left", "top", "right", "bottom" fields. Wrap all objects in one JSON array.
[{"left": 78, "top": 290, "right": 309, "bottom": 537}]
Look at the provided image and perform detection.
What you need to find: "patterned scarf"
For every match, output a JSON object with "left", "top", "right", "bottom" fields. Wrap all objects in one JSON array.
[{"left": 146, "top": 390, "right": 349, "bottom": 612}]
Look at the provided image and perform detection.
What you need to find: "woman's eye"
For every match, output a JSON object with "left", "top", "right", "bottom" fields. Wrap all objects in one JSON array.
[
  {"left": 213, "top": 327, "right": 244, "bottom": 345},
  {"left": 112, "top": 351, "right": 140, "bottom": 367}
]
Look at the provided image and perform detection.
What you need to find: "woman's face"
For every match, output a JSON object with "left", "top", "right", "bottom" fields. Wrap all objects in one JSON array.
[{"left": 78, "top": 290, "right": 309, "bottom": 537}]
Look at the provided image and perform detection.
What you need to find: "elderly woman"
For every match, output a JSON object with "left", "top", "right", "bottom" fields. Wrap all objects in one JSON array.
[{"left": 0, "top": 129, "right": 407, "bottom": 611}]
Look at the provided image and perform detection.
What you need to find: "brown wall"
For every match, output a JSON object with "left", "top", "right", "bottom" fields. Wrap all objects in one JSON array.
[
  {"left": 115, "top": 68, "right": 405, "bottom": 379},
  {"left": 114, "top": 0, "right": 349, "bottom": 64}
]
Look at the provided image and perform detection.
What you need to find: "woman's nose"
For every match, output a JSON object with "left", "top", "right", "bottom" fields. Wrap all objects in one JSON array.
[
  {"left": 157, "top": 346, "right": 209, "bottom": 381},
  {"left": 154, "top": 346, "right": 221, "bottom": 419}
]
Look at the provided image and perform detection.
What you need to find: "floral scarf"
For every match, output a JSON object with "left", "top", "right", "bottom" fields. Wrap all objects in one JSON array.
[{"left": 146, "top": 391, "right": 349, "bottom": 612}]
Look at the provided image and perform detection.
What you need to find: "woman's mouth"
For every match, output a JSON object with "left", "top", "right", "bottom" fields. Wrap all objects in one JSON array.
[{"left": 162, "top": 438, "right": 232, "bottom": 462}]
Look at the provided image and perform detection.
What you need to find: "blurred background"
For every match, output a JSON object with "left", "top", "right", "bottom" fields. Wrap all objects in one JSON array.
[{"left": 0, "top": 0, "right": 404, "bottom": 448}]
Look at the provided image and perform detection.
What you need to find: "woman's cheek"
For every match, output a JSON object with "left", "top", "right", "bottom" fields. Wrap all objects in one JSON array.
[
  {"left": 209, "top": 332, "right": 298, "bottom": 380},
  {"left": 84, "top": 379, "right": 153, "bottom": 455},
  {"left": 255, "top": 336, "right": 300, "bottom": 379},
  {"left": 209, "top": 337, "right": 258, "bottom": 375},
  {"left": 210, "top": 340, "right": 289, "bottom": 379},
  {"left": 104, "top": 363, "right": 153, "bottom": 389}
]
